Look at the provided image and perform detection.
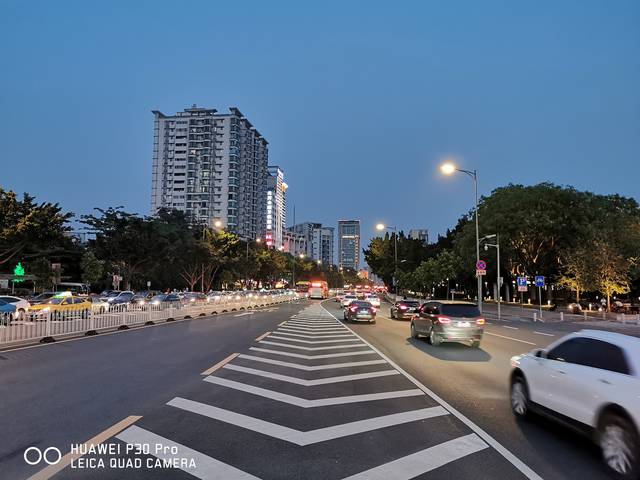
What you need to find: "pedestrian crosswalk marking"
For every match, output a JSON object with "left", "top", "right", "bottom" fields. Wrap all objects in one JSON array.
[
  {"left": 223, "top": 363, "right": 399, "bottom": 385},
  {"left": 167, "top": 397, "right": 448, "bottom": 446},
  {"left": 249, "top": 347, "right": 377, "bottom": 359},
  {"left": 204, "top": 376, "right": 425, "bottom": 407},
  {"left": 237, "top": 354, "right": 386, "bottom": 370},
  {"left": 259, "top": 340, "right": 368, "bottom": 351}
]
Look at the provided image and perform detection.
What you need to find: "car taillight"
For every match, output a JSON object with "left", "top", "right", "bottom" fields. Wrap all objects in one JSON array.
[
  {"left": 476, "top": 318, "right": 485, "bottom": 325},
  {"left": 399, "top": 305, "right": 408, "bottom": 310},
  {"left": 437, "top": 316, "right": 451, "bottom": 324},
  {"left": 350, "top": 306, "right": 358, "bottom": 312},
  {"left": 371, "top": 307, "right": 377, "bottom": 313}
]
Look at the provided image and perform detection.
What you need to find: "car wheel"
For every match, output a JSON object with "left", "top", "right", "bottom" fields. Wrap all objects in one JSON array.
[
  {"left": 510, "top": 374, "right": 530, "bottom": 418},
  {"left": 598, "top": 412, "right": 640, "bottom": 479},
  {"left": 429, "top": 329, "right": 442, "bottom": 346},
  {"left": 471, "top": 340, "right": 481, "bottom": 348},
  {"left": 390, "top": 310, "right": 395, "bottom": 319},
  {"left": 410, "top": 322, "right": 418, "bottom": 339}
]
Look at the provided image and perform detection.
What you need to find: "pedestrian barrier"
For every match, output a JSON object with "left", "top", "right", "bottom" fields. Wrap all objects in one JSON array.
[{"left": 0, "top": 293, "right": 297, "bottom": 348}]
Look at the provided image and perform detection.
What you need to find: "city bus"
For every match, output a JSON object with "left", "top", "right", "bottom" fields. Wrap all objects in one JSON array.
[{"left": 308, "top": 280, "right": 329, "bottom": 299}]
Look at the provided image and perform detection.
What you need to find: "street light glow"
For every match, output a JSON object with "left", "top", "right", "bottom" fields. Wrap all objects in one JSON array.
[
  {"left": 256, "top": 238, "right": 262, "bottom": 243},
  {"left": 213, "top": 220, "right": 222, "bottom": 228},
  {"left": 376, "top": 223, "right": 385, "bottom": 231},
  {"left": 440, "top": 162, "right": 456, "bottom": 175}
]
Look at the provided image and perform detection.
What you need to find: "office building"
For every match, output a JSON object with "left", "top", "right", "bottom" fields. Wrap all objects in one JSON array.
[
  {"left": 265, "top": 166, "right": 287, "bottom": 248},
  {"left": 338, "top": 220, "right": 360, "bottom": 270},
  {"left": 151, "top": 105, "right": 268, "bottom": 240},
  {"left": 289, "top": 222, "right": 334, "bottom": 265},
  {"left": 409, "top": 229, "right": 429, "bottom": 243},
  {"left": 283, "top": 230, "right": 307, "bottom": 257}
]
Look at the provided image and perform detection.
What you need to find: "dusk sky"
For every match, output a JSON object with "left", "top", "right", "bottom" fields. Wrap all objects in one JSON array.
[{"left": 1, "top": 0, "right": 639, "bottom": 252}]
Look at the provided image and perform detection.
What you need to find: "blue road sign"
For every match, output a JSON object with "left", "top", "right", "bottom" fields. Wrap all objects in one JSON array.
[
  {"left": 517, "top": 277, "right": 527, "bottom": 287},
  {"left": 535, "top": 276, "right": 545, "bottom": 287}
]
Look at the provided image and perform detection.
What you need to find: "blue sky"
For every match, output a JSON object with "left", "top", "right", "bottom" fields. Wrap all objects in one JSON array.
[{"left": 1, "top": 0, "right": 639, "bottom": 253}]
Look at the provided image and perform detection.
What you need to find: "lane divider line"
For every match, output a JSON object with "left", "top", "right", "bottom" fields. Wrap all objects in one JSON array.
[
  {"left": 27, "top": 415, "right": 142, "bottom": 480},
  {"left": 484, "top": 332, "right": 536, "bottom": 346},
  {"left": 502, "top": 325, "right": 519, "bottom": 330},
  {"left": 534, "top": 331, "right": 555, "bottom": 337},
  {"left": 255, "top": 331, "right": 271, "bottom": 342},
  {"left": 201, "top": 353, "right": 240, "bottom": 375}
]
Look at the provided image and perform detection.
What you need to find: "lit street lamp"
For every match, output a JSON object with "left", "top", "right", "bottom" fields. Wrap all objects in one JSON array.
[
  {"left": 376, "top": 223, "right": 398, "bottom": 298},
  {"left": 440, "top": 161, "right": 482, "bottom": 313}
]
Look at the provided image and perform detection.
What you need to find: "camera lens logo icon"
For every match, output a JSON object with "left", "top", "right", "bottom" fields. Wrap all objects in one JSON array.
[{"left": 24, "top": 447, "right": 62, "bottom": 466}]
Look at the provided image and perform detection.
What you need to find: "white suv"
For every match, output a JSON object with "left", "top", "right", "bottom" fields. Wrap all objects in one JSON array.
[
  {"left": 341, "top": 294, "right": 357, "bottom": 309},
  {"left": 364, "top": 294, "right": 381, "bottom": 308},
  {"left": 510, "top": 330, "right": 640, "bottom": 478}
]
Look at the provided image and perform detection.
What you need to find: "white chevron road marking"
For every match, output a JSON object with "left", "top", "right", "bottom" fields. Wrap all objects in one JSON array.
[
  {"left": 237, "top": 354, "right": 386, "bottom": 370},
  {"left": 116, "top": 425, "right": 260, "bottom": 480},
  {"left": 259, "top": 340, "right": 367, "bottom": 351},
  {"left": 267, "top": 335, "right": 362, "bottom": 344},
  {"left": 168, "top": 397, "right": 448, "bottom": 446},
  {"left": 278, "top": 326, "right": 348, "bottom": 333},
  {"left": 223, "top": 363, "right": 399, "bottom": 385},
  {"left": 342, "top": 433, "right": 489, "bottom": 480},
  {"left": 249, "top": 347, "right": 378, "bottom": 359},
  {"left": 204, "top": 376, "right": 425, "bottom": 407},
  {"left": 275, "top": 330, "right": 355, "bottom": 339}
]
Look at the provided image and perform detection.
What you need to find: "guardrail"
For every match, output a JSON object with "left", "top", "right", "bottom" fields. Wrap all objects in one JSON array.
[{"left": 0, "top": 293, "right": 297, "bottom": 349}]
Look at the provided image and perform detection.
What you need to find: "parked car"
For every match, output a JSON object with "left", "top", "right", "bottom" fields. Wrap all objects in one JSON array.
[
  {"left": 364, "top": 294, "right": 381, "bottom": 308},
  {"left": 390, "top": 300, "right": 421, "bottom": 320},
  {"left": 106, "top": 291, "right": 135, "bottom": 311},
  {"left": 29, "top": 295, "right": 92, "bottom": 319},
  {"left": 149, "top": 294, "right": 181, "bottom": 307},
  {"left": 29, "top": 292, "right": 58, "bottom": 305},
  {"left": 131, "top": 291, "right": 159, "bottom": 307},
  {"left": 343, "top": 300, "right": 377, "bottom": 323},
  {"left": 410, "top": 301, "right": 485, "bottom": 348},
  {"left": 0, "top": 296, "right": 30, "bottom": 321},
  {"left": 510, "top": 330, "right": 640, "bottom": 478},
  {"left": 341, "top": 294, "right": 358, "bottom": 309},
  {"left": 0, "top": 299, "right": 17, "bottom": 325},
  {"left": 89, "top": 296, "right": 110, "bottom": 314}
]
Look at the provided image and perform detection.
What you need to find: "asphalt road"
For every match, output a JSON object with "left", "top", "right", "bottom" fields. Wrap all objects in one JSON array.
[
  {"left": 323, "top": 299, "right": 613, "bottom": 480},
  {"left": 0, "top": 298, "right": 616, "bottom": 479}
]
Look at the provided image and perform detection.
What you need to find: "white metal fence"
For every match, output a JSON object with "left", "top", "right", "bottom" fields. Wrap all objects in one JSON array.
[{"left": 0, "top": 293, "right": 297, "bottom": 348}]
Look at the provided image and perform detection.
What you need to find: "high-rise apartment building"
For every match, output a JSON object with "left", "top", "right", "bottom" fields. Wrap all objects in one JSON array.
[
  {"left": 338, "top": 220, "right": 360, "bottom": 270},
  {"left": 151, "top": 105, "right": 268, "bottom": 240},
  {"left": 282, "top": 230, "right": 307, "bottom": 257},
  {"left": 408, "top": 229, "right": 429, "bottom": 243},
  {"left": 265, "top": 166, "right": 287, "bottom": 249},
  {"left": 289, "top": 222, "right": 334, "bottom": 265}
]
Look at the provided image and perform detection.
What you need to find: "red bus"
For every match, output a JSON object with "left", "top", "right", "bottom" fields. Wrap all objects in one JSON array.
[{"left": 308, "top": 280, "right": 329, "bottom": 299}]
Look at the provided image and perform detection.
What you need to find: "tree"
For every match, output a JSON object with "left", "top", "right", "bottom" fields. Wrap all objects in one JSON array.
[
  {"left": 592, "top": 241, "right": 632, "bottom": 310},
  {"left": 80, "top": 251, "right": 104, "bottom": 286},
  {"left": 30, "top": 257, "right": 54, "bottom": 291},
  {"left": 557, "top": 246, "right": 595, "bottom": 302},
  {"left": 0, "top": 188, "right": 73, "bottom": 266}
]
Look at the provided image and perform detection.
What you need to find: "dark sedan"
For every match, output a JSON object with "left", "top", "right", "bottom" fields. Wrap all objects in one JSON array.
[
  {"left": 343, "top": 301, "right": 377, "bottom": 323},
  {"left": 390, "top": 300, "right": 421, "bottom": 320},
  {"left": 410, "top": 300, "right": 485, "bottom": 348}
]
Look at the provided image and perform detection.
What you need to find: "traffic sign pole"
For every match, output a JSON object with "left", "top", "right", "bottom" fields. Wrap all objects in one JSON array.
[{"left": 538, "top": 286, "right": 542, "bottom": 320}]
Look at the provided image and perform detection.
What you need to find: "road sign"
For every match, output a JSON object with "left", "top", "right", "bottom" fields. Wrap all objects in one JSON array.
[
  {"left": 476, "top": 269, "right": 486, "bottom": 276},
  {"left": 535, "top": 276, "right": 545, "bottom": 287},
  {"left": 517, "top": 276, "right": 528, "bottom": 292},
  {"left": 476, "top": 260, "right": 487, "bottom": 270}
]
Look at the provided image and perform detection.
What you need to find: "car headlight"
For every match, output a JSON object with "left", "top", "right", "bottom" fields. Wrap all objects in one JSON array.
[
  {"left": 510, "top": 355, "right": 523, "bottom": 368},
  {"left": 42, "top": 307, "right": 50, "bottom": 313}
]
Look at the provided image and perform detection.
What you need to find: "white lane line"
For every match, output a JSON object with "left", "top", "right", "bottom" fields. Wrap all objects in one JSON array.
[
  {"left": 233, "top": 312, "right": 254, "bottom": 317},
  {"left": 168, "top": 397, "right": 448, "bottom": 446},
  {"left": 223, "top": 363, "right": 399, "bottom": 385},
  {"left": 260, "top": 340, "right": 368, "bottom": 351},
  {"left": 254, "top": 331, "right": 271, "bottom": 342},
  {"left": 502, "top": 325, "right": 519, "bottom": 330},
  {"left": 204, "top": 376, "right": 424, "bottom": 407},
  {"left": 201, "top": 353, "right": 240, "bottom": 376},
  {"left": 249, "top": 347, "right": 377, "bottom": 359},
  {"left": 321, "top": 302, "right": 543, "bottom": 480},
  {"left": 279, "top": 326, "right": 348, "bottom": 333},
  {"left": 237, "top": 354, "right": 386, "bottom": 370},
  {"left": 484, "top": 332, "right": 537, "bottom": 346},
  {"left": 534, "top": 331, "right": 555, "bottom": 337},
  {"left": 117, "top": 425, "right": 259, "bottom": 480},
  {"left": 285, "top": 323, "right": 343, "bottom": 329},
  {"left": 275, "top": 330, "right": 355, "bottom": 339},
  {"left": 267, "top": 335, "right": 362, "bottom": 344},
  {"left": 342, "top": 433, "right": 488, "bottom": 480}
]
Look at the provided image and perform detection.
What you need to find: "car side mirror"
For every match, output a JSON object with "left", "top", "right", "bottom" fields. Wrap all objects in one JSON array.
[{"left": 534, "top": 349, "right": 546, "bottom": 358}]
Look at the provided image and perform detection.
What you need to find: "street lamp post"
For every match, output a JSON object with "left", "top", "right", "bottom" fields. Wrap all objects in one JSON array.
[
  {"left": 481, "top": 234, "right": 501, "bottom": 320},
  {"left": 376, "top": 223, "right": 398, "bottom": 299},
  {"left": 440, "top": 162, "right": 482, "bottom": 313},
  {"left": 292, "top": 253, "right": 304, "bottom": 288}
]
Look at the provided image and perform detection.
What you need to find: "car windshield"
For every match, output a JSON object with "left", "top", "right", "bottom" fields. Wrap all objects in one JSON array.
[
  {"left": 47, "top": 298, "right": 66, "bottom": 305},
  {"left": 352, "top": 301, "right": 372, "bottom": 308},
  {"left": 441, "top": 304, "right": 481, "bottom": 317},
  {"left": 401, "top": 301, "right": 420, "bottom": 307}
]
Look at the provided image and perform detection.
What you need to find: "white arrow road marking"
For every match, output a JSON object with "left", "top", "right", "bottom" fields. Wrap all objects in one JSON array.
[
  {"left": 249, "top": 347, "right": 377, "bottom": 359},
  {"left": 223, "top": 363, "right": 399, "bottom": 385},
  {"left": 275, "top": 330, "right": 355, "bottom": 339},
  {"left": 237, "top": 354, "right": 386, "bottom": 370},
  {"left": 267, "top": 335, "right": 362, "bottom": 344},
  {"left": 168, "top": 397, "right": 448, "bottom": 446},
  {"left": 259, "top": 340, "right": 367, "bottom": 351},
  {"left": 116, "top": 425, "right": 260, "bottom": 480},
  {"left": 341, "top": 433, "right": 488, "bottom": 480},
  {"left": 204, "top": 376, "right": 425, "bottom": 407}
]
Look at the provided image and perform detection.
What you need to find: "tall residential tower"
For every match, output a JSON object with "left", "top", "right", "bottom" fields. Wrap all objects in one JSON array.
[
  {"left": 151, "top": 105, "right": 268, "bottom": 240},
  {"left": 338, "top": 220, "right": 360, "bottom": 270}
]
